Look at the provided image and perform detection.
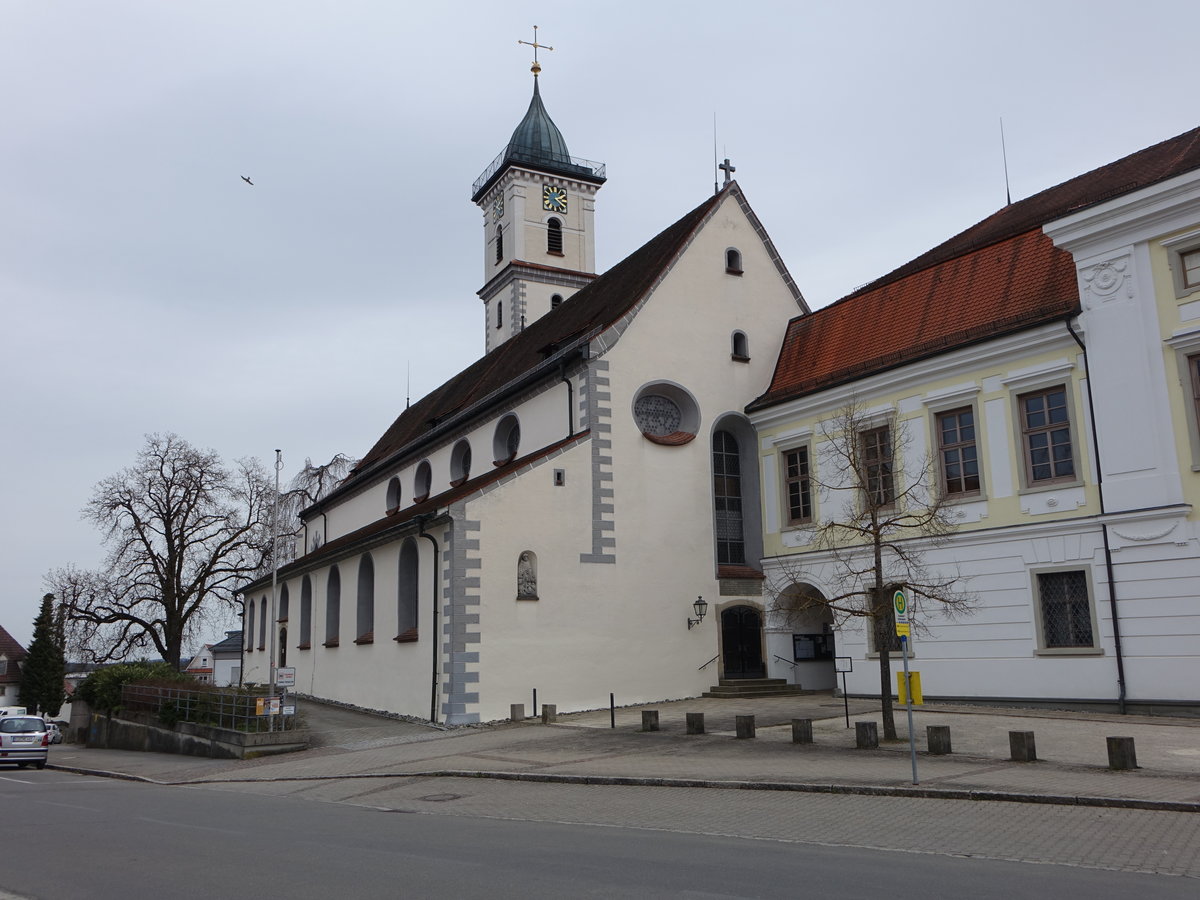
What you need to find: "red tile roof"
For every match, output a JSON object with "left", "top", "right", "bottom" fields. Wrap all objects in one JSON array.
[{"left": 753, "top": 124, "right": 1200, "bottom": 408}]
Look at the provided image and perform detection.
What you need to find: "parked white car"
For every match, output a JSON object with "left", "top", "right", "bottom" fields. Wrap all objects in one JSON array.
[{"left": 0, "top": 716, "right": 49, "bottom": 769}]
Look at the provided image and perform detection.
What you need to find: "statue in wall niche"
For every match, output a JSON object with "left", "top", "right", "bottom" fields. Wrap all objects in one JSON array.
[{"left": 517, "top": 551, "right": 537, "bottom": 599}]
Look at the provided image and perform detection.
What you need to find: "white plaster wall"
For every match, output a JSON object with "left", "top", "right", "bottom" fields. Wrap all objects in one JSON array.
[{"left": 765, "top": 518, "right": 1200, "bottom": 703}]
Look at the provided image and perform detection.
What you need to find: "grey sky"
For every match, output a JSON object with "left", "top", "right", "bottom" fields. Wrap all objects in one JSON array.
[{"left": 2, "top": 0, "right": 1196, "bottom": 647}]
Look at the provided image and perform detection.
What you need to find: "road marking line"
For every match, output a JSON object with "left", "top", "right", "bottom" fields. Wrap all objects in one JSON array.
[{"left": 0, "top": 775, "right": 35, "bottom": 785}]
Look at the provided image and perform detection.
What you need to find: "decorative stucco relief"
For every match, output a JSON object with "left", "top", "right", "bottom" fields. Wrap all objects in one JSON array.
[{"left": 1079, "top": 256, "right": 1132, "bottom": 308}]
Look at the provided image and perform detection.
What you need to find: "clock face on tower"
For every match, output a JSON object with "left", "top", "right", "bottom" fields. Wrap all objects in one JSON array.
[
  {"left": 492, "top": 197, "right": 504, "bottom": 222},
  {"left": 542, "top": 184, "right": 568, "bottom": 214}
]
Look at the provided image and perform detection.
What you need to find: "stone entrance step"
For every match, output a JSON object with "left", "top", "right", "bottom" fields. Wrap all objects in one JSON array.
[{"left": 702, "top": 678, "right": 811, "bottom": 698}]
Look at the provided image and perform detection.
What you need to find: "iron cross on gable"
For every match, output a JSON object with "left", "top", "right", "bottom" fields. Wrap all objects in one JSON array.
[
  {"left": 720, "top": 158, "right": 736, "bottom": 186},
  {"left": 518, "top": 25, "right": 554, "bottom": 75}
]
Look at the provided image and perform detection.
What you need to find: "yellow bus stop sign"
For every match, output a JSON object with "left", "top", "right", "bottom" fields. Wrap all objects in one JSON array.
[{"left": 897, "top": 670, "right": 923, "bottom": 704}]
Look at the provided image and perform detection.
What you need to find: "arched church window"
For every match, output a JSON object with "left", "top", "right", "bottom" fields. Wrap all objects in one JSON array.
[
  {"left": 246, "top": 597, "right": 255, "bottom": 650},
  {"left": 396, "top": 538, "right": 419, "bottom": 642},
  {"left": 325, "top": 565, "right": 341, "bottom": 647},
  {"left": 495, "top": 227, "right": 504, "bottom": 265},
  {"left": 451, "top": 440, "right": 472, "bottom": 486},
  {"left": 731, "top": 331, "right": 749, "bottom": 361},
  {"left": 517, "top": 550, "right": 538, "bottom": 600},
  {"left": 547, "top": 218, "right": 563, "bottom": 254},
  {"left": 299, "top": 575, "right": 312, "bottom": 648},
  {"left": 632, "top": 381, "right": 700, "bottom": 445},
  {"left": 713, "top": 430, "right": 745, "bottom": 565},
  {"left": 386, "top": 476, "right": 401, "bottom": 512},
  {"left": 726, "top": 248, "right": 743, "bottom": 274},
  {"left": 496, "top": 301, "right": 503, "bottom": 330},
  {"left": 414, "top": 460, "right": 431, "bottom": 503},
  {"left": 551, "top": 294, "right": 563, "bottom": 309},
  {"left": 355, "top": 554, "right": 374, "bottom": 643},
  {"left": 278, "top": 584, "right": 289, "bottom": 623},
  {"left": 258, "top": 595, "right": 267, "bottom": 649}
]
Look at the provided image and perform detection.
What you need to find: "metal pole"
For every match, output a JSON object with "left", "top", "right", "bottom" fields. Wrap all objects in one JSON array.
[
  {"left": 842, "top": 673, "right": 850, "bottom": 728},
  {"left": 610, "top": 692, "right": 615, "bottom": 729},
  {"left": 532, "top": 688, "right": 537, "bottom": 719},
  {"left": 268, "top": 450, "right": 282, "bottom": 730},
  {"left": 901, "top": 635, "right": 918, "bottom": 784}
]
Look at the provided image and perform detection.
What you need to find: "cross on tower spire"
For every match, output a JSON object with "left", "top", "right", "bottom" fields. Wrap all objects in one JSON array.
[
  {"left": 720, "top": 157, "right": 736, "bottom": 187},
  {"left": 518, "top": 25, "right": 554, "bottom": 76}
]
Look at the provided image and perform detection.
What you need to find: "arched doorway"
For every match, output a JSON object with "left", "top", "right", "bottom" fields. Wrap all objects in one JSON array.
[{"left": 721, "top": 605, "right": 765, "bottom": 679}]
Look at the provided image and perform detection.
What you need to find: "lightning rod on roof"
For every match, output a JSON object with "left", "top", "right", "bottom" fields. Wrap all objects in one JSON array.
[
  {"left": 713, "top": 113, "right": 719, "bottom": 196},
  {"left": 406, "top": 362, "right": 411, "bottom": 410},
  {"left": 1000, "top": 117, "right": 1012, "bottom": 206}
]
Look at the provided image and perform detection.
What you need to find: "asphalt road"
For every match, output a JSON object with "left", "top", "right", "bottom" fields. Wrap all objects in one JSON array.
[{"left": 2, "top": 770, "right": 1197, "bottom": 899}]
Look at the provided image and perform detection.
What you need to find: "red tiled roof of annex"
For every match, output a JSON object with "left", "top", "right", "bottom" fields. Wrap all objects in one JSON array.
[{"left": 752, "top": 124, "right": 1200, "bottom": 408}]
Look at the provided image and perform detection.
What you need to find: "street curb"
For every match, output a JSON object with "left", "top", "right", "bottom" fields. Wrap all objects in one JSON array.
[{"left": 49, "top": 764, "right": 1200, "bottom": 813}]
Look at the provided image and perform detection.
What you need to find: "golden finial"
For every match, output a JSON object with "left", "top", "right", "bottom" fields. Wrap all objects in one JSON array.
[{"left": 518, "top": 25, "right": 553, "bottom": 77}]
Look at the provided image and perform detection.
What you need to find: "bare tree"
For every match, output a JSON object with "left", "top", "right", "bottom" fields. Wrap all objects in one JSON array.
[
  {"left": 268, "top": 453, "right": 358, "bottom": 570},
  {"left": 767, "top": 399, "right": 975, "bottom": 740},
  {"left": 47, "top": 433, "right": 273, "bottom": 669}
]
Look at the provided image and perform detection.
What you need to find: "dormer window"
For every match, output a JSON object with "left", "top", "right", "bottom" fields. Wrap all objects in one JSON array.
[
  {"left": 551, "top": 294, "right": 563, "bottom": 309},
  {"left": 547, "top": 217, "right": 563, "bottom": 255},
  {"left": 725, "top": 248, "right": 743, "bottom": 275}
]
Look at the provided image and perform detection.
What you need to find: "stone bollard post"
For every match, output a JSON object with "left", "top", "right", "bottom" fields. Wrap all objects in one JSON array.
[
  {"left": 641, "top": 709, "right": 660, "bottom": 732},
  {"left": 855, "top": 721, "right": 879, "bottom": 749},
  {"left": 1107, "top": 736, "right": 1138, "bottom": 770},
  {"left": 791, "top": 718, "right": 814, "bottom": 744},
  {"left": 509, "top": 703, "right": 525, "bottom": 723},
  {"left": 540, "top": 704, "right": 557, "bottom": 724},
  {"left": 1009, "top": 730, "right": 1037, "bottom": 762},
  {"left": 686, "top": 712, "right": 705, "bottom": 735},
  {"left": 927, "top": 725, "right": 952, "bottom": 755},
  {"left": 735, "top": 715, "right": 756, "bottom": 739}
]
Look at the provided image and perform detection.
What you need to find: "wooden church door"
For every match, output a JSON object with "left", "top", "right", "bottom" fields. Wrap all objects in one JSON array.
[{"left": 721, "top": 605, "right": 765, "bottom": 679}]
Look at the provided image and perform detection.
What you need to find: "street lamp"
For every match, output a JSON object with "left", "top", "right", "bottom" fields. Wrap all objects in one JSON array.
[{"left": 688, "top": 596, "right": 708, "bottom": 630}]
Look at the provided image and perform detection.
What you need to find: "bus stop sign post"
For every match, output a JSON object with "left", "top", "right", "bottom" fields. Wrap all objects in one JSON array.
[
  {"left": 834, "top": 656, "right": 853, "bottom": 728},
  {"left": 894, "top": 589, "right": 919, "bottom": 785}
]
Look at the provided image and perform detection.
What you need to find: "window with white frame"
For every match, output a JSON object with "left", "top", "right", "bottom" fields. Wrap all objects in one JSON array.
[
  {"left": 1018, "top": 386, "right": 1076, "bottom": 486},
  {"left": 1034, "top": 570, "right": 1098, "bottom": 651},
  {"left": 1182, "top": 248, "right": 1200, "bottom": 291},
  {"left": 937, "top": 406, "right": 981, "bottom": 497},
  {"left": 783, "top": 445, "right": 812, "bottom": 525},
  {"left": 860, "top": 425, "right": 895, "bottom": 507}
]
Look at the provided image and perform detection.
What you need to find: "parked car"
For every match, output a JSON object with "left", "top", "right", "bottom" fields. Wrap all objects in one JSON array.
[
  {"left": 44, "top": 722, "right": 63, "bottom": 744},
  {"left": 0, "top": 716, "right": 49, "bottom": 769}
]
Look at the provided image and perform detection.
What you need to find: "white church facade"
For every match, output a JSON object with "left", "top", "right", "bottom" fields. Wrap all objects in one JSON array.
[{"left": 239, "top": 69, "right": 807, "bottom": 723}]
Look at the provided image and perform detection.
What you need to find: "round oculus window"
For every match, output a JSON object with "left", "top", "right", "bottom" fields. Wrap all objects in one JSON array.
[{"left": 634, "top": 394, "right": 682, "bottom": 437}]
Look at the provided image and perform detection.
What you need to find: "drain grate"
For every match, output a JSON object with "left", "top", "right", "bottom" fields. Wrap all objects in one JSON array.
[{"left": 416, "top": 793, "right": 463, "bottom": 802}]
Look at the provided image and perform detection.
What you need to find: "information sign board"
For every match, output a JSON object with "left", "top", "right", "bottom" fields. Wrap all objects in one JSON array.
[{"left": 276, "top": 667, "right": 296, "bottom": 687}]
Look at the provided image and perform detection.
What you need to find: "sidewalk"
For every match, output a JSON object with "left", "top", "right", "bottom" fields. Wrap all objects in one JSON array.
[{"left": 45, "top": 694, "right": 1200, "bottom": 812}]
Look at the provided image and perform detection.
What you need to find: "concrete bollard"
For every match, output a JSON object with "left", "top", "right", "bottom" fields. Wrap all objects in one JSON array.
[
  {"left": 927, "top": 725, "right": 952, "bottom": 755},
  {"left": 791, "top": 718, "right": 814, "bottom": 744},
  {"left": 509, "top": 703, "right": 525, "bottom": 722},
  {"left": 1009, "top": 730, "right": 1037, "bottom": 762},
  {"left": 641, "top": 709, "right": 660, "bottom": 732},
  {"left": 540, "top": 704, "right": 557, "bottom": 724},
  {"left": 1107, "top": 736, "right": 1138, "bottom": 770},
  {"left": 855, "top": 721, "right": 879, "bottom": 749},
  {"left": 735, "top": 715, "right": 756, "bottom": 739},
  {"left": 686, "top": 712, "right": 705, "bottom": 735}
]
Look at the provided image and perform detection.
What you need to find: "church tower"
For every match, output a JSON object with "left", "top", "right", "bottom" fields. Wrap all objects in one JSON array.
[{"left": 471, "top": 39, "right": 606, "bottom": 353}]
